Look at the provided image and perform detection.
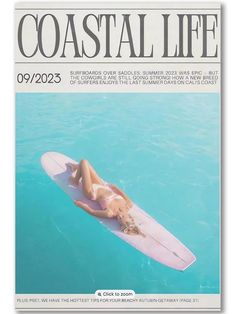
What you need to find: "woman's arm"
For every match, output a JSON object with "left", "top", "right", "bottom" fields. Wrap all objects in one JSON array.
[{"left": 74, "top": 200, "right": 114, "bottom": 218}]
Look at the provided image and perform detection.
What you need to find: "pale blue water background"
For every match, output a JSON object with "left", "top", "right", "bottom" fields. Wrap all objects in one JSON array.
[{"left": 16, "top": 93, "right": 220, "bottom": 294}]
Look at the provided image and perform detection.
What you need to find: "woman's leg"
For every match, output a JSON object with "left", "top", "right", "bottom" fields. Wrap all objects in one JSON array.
[
  {"left": 79, "top": 159, "right": 94, "bottom": 198},
  {"left": 86, "top": 160, "right": 103, "bottom": 184}
]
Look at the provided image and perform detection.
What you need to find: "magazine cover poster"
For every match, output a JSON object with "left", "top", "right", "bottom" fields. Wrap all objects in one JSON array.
[{"left": 15, "top": 2, "right": 221, "bottom": 311}]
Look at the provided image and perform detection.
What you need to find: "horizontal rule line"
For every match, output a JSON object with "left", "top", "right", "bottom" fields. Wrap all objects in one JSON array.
[
  {"left": 15, "top": 62, "right": 221, "bottom": 64},
  {"left": 15, "top": 8, "right": 221, "bottom": 11}
]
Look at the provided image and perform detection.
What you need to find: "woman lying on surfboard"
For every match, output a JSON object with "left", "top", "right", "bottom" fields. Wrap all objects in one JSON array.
[{"left": 68, "top": 159, "right": 145, "bottom": 237}]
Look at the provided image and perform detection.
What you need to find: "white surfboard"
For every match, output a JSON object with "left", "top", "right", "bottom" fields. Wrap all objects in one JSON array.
[{"left": 41, "top": 152, "right": 196, "bottom": 271}]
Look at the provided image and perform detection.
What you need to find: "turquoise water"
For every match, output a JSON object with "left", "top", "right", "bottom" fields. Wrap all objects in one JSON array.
[{"left": 16, "top": 93, "right": 220, "bottom": 294}]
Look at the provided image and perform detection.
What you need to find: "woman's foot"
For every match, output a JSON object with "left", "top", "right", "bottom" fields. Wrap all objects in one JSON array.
[
  {"left": 69, "top": 176, "right": 79, "bottom": 186},
  {"left": 67, "top": 162, "right": 79, "bottom": 172}
]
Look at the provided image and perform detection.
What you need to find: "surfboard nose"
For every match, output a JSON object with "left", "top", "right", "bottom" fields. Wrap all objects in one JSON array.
[{"left": 41, "top": 152, "right": 64, "bottom": 168}]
